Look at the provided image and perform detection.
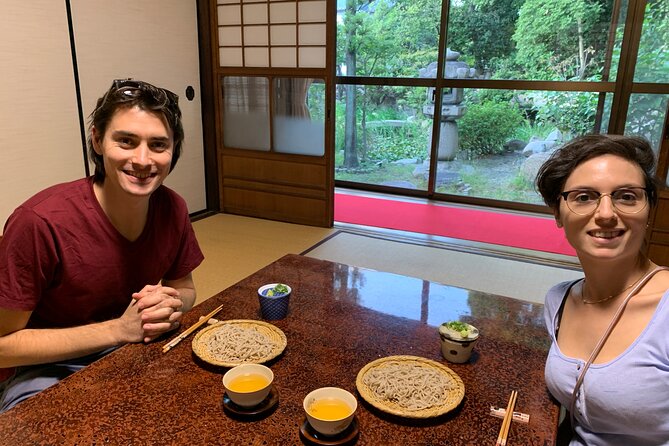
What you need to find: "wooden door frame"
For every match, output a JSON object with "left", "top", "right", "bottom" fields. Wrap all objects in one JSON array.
[
  {"left": 198, "top": 0, "right": 335, "bottom": 227},
  {"left": 196, "top": 0, "right": 220, "bottom": 217}
]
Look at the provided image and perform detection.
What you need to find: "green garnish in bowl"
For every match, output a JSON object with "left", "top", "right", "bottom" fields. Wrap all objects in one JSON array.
[
  {"left": 439, "top": 321, "right": 478, "bottom": 340},
  {"left": 266, "top": 284, "right": 289, "bottom": 297}
]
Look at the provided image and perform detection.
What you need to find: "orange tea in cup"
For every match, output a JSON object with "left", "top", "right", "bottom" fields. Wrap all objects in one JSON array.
[
  {"left": 223, "top": 364, "right": 274, "bottom": 407},
  {"left": 308, "top": 397, "right": 352, "bottom": 421},
  {"left": 227, "top": 373, "right": 270, "bottom": 393}
]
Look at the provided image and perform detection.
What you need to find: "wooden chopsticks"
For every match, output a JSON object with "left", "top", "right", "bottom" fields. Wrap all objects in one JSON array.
[
  {"left": 496, "top": 390, "right": 518, "bottom": 446},
  {"left": 162, "top": 303, "right": 225, "bottom": 353}
]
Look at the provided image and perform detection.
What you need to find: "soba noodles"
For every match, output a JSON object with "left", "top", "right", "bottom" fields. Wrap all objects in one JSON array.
[
  {"left": 206, "top": 324, "right": 277, "bottom": 363},
  {"left": 362, "top": 361, "right": 454, "bottom": 411}
]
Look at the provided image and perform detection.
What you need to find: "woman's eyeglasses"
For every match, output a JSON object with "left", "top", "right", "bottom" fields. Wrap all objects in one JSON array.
[{"left": 560, "top": 187, "right": 649, "bottom": 215}]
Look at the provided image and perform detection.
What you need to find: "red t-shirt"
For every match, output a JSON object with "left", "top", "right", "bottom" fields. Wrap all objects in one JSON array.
[{"left": 0, "top": 177, "right": 204, "bottom": 380}]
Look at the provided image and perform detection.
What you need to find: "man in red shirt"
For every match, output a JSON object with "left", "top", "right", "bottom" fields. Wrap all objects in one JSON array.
[{"left": 0, "top": 79, "right": 204, "bottom": 412}]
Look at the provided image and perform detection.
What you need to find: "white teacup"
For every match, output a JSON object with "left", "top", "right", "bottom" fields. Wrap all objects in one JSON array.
[
  {"left": 303, "top": 387, "right": 357, "bottom": 436},
  {"left": 222, "top": 364, "right": 274, "bottom": 408}
]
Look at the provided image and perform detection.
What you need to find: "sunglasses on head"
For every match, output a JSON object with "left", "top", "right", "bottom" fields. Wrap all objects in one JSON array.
[{"left": 102, "top": 79, "right": 179, "bottom": 108}]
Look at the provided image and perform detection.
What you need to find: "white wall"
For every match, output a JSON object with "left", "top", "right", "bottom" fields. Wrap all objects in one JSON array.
[{"left": 0, "top": 2, "right": 85, "bottom": 231}]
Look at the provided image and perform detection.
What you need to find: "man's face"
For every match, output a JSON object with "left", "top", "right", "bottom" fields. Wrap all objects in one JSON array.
[{"left": 92, "top": 105, "right": 174, "bottom": 199}]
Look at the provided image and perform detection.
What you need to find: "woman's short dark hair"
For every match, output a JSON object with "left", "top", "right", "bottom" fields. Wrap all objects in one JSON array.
[
  {"left": 536, "top": 134, "right": 660, "bottom": 212},
  {"left": 87, "top": 79, "right": 184, "bottom": 182}
]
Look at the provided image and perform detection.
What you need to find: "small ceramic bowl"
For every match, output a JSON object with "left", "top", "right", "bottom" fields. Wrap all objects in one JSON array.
[
  {"left": 222, "top": 364, "right": 274, "bottom": 408},
  {"left": 258, "top": 283, "right": 292, "bottom": 320},
  {"left": 439, "top": 321, "right": 480, "bottom": 363},
  {"left": 303, "top": 387, "right": 357, "bottom": 436}
]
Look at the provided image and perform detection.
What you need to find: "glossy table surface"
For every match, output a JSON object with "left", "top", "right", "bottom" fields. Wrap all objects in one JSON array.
[{"left": 0, "top": 254, "right": 559, "bottom": 445}]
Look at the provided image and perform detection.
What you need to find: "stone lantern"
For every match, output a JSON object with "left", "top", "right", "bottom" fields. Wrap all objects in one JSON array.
[{"left": 419, "top": 49, "right": 476, "bottom": 160}]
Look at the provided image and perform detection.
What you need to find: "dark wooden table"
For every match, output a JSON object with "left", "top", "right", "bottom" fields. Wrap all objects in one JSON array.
[{"left": 0, "top": 254, "right": 559, "bottom": 445}]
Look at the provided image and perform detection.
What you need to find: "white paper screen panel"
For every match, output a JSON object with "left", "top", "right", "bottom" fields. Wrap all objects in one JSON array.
[
  {"left": 219, "top": 26, "right": 242, "bottom": 45},
  {"left": 270, "top": 3, "right": 295, "bottom": 22},
  {"left": 243, "top": 4, "right": 268, "bottom": 24},
  {"left": 271, "top": 48, "right": 297, "bottom": 67},
  {"left": 270, "top": 25, "right": 296, "bottom": 45},
  {"left": 218, "top": 5, "right": 241, "bottom": 25},
  {"left": 244, "top": 26, "right": 268, "bottom": 45},
  {"left": 218, "top": 0, "right": 325, "bottom": 68},
  {"left": 298, "top": 1, "right": 326, "bottom": 22},
  {"left": 298, "top": 24, "right": 325, "bottom": 45}
]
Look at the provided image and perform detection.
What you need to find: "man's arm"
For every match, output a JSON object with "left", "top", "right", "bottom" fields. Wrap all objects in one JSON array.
[
  {"left": 163, "top": 273, "right": 196, "bottom": 312},
  {"left": 0, "top": 303, "right": 144, "bottom": 368}
]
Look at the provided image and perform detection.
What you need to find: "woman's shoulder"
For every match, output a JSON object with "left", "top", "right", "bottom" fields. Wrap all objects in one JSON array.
[
  {"left": 545, "top": 279, "right": 580, "bottom": 309},
  {"left": 547, "top": 279, "right": 580, "bottom": 295},
  {"left": 651, "top": 267, "right": 669, "bottom": 293}
]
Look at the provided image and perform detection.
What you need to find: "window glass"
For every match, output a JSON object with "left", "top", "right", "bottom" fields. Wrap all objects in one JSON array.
[
  {"left": 335, "top": 84, "right": 431, "bottom": 190},
  {"left": 624, "top": 93, "right": 669, "bottom": 156},
  {"left": 335, "top": 83, "right": 609, "bottom": 204},
  {"left": 336, "top": 0, "right": 441, "bottom": 78},
  {"left": 433, "top": 88, "right": 603, "bottom": 203},
  {"left": 273, "top": 78, "right": 326, "bottom": 156},
  {"left": 447, "top": 0, "right": 620, "bottom": 82},
  {"left": 337, "top": 0, "right": 620, "bottom": 82},
  {"left": 222, "top": 76, "right": 270, "bottom": 150},
  {"left": 634, "top": 0, "right": 668, "bottom": 83}
]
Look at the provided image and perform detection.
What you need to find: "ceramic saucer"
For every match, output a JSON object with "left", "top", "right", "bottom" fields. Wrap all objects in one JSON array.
[
  {"left": 299, "top": 416, "right": 359, "bottom": 445},
  {"left": 222, "top": 387, "right": 279, "bottom": 418}
]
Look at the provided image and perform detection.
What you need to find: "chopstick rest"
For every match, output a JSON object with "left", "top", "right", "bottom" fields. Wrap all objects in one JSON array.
[
  {"left": 489, "top": 406, "right": 530, "bottom": 424},
  {"left": 198, "top": 316, "right": 220, "bottom": 325}
]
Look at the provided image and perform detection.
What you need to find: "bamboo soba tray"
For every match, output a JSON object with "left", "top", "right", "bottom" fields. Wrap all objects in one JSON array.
[
  {"left": 191, "top": 319, "right": 287, "bottom": 367},
  {"left": 356, "top": 355, "right": 465, "bottom": 418}
]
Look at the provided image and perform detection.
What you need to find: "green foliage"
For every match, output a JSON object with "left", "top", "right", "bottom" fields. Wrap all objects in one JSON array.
[
  {"left": 512, "top": 121, "right": 554, "bottom": 142},
  {"left": 634, "top": 0, "right": 669, "bottom": 83},
  {"left": 363, "top": 119, "right": 429, "bottom": 162},
  {"left": 512, "top": 0, "right": 610, "bottom": 80},
  {"left": 458, "top": 102, "right": 524, "bottom": 157},
  {"left": 531, "top": 89, "right": 598, "bottom": 136},
  {"left": 626, "top": 95, "right": 669, "bottom": 148},
  {"left": 307, "top": 81, "right": 326, "bottom": 121},
  {"left": 447, "top": 0, "right": 524, "bottom": 72},
  {"left": 337, "top": 0, "right": 441, "bottom": 78}
]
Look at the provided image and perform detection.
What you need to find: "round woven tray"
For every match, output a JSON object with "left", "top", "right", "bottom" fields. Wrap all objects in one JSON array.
[
  {"left": 356, "top": 355, "right": 465, "bottom": 418},
  {"left": 191, "top": 319, "right": 287, "bottom": 367}
]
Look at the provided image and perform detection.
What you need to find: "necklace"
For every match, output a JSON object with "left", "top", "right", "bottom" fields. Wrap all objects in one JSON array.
[{"left": 581, "top": 266, "right": 650, "bottom": 304}]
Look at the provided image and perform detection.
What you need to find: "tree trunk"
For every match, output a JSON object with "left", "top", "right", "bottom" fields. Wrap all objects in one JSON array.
[
  {"left": 343, "top": 1, "right": 359, "bottom": 168},
  {"left": 577, "top": 18, "right": 587, "bottom": 79}
]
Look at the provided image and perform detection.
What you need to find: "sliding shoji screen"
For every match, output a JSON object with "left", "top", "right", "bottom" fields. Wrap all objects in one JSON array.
[{"left": 217, "top": 0, "right": 326, "bottom": 69}]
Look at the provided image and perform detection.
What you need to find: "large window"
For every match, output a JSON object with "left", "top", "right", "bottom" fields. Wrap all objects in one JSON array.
[{"left": 334, "top": 0, "right": 669, "bottom": 211}]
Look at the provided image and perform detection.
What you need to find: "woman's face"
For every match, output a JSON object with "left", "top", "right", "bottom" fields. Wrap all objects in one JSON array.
[{"left": 557, "top": 154, "right": 650, "bottom": 263}]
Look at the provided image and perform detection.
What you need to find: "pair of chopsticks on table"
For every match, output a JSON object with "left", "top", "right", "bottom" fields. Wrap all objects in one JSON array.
[
  {"left": 496, "top": 390, "right": 518, "bottom": 446},
  {"left": 162, "top": 303, "right": 224, "bottom": 353}
]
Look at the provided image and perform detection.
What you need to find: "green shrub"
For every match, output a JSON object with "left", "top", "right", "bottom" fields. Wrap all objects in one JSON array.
[
  {"left": 364, "top": 118, "right": 430, "bottom": 162},
  {"left": 458, "top": 101, "right": 524, "bottom": 158},
  {"left": 533, "top": 89, "right": 598, "bottom": 136}
]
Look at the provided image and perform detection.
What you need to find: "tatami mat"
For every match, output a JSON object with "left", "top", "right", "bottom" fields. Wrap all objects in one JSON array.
[
  {"left": 191, "top": 213, "right": 336, "bottom": 305},
  {"left": 303, "top": 230, "right": 583, "bottom": 303},
  {"left": 191, "top": 213, "right": 583, "bottom": 305}
]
